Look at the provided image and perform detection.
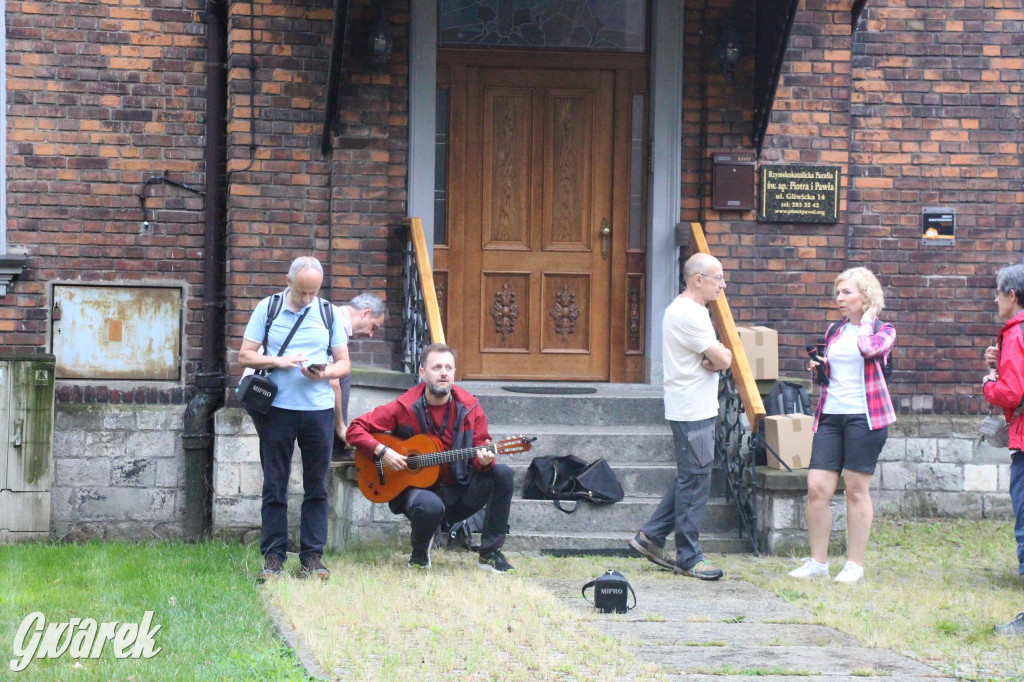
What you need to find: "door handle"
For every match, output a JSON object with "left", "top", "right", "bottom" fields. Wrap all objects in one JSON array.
[
  {"left": 11, "top": 419, "right": 22, "bottom": 448},
  {"left": 600, "top": 219, "right": 611, "bottom": 260}
]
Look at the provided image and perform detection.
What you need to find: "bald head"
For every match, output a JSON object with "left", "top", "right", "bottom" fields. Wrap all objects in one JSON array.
[{"left": 683, "top": 253, "right": 721, "bottom": 285}]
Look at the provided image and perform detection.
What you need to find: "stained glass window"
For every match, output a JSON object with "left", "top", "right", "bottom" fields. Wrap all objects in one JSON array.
[{"left": 439, "top": 0, "right": 646, "bottom": 52}]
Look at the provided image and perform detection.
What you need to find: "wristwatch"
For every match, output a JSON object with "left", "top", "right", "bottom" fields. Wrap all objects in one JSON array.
[{"left": 374, "top": 444, "right": 386, "bottom": 460}]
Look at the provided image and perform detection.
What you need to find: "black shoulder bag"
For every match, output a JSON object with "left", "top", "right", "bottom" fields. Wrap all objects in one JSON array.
[
  {"left": 522, "top": 455, "right": 624, "bottom": 514},
  {"left": 237, "top": 305, "right": 310, "bottom": 415}
]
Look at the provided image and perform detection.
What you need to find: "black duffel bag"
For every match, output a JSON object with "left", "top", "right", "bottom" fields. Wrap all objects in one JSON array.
[{"left": 522, "top": 455, "right": 624, "bottom": 514}]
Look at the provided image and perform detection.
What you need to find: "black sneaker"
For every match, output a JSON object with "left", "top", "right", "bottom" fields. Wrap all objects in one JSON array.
[
  {"left": 628, "top": 531, "right": 675, "bottom": 570},
  {"left": 478, "top": 549, "right": 515, "bottom": 573},
  {"left": 300, "top": 553, "right": 330, "bottom": 581},
  {"left": 674, "top": 559, "right": 723, "bottom": 581},
  {"left": 257, "top": 553, "right": 284, "bottom": 583},
  {"left": 995, "top": 613, "right": 1024, "bottom": 636},
  {"left": 409, "top": 547, "right": 431, "bottom": 569}
]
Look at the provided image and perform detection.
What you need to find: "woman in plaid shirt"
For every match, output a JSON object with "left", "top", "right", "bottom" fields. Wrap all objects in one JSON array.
[{"left": 789, "top": 267, "right": 895, "bottom": 584}]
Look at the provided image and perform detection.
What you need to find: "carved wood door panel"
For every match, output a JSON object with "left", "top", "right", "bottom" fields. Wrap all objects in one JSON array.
[{"left": 451, "top": 65, "right": 613, "bottom": 380}]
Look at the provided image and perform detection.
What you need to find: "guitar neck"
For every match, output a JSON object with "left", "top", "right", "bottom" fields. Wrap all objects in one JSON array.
[{"left": 410, "top": 443, "right": 495, "bottom": 468}]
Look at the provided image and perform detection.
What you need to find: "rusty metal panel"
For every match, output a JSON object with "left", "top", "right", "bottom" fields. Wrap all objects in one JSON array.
[{"left": 52, "top": 285, "right": 182, "bottom": 380}]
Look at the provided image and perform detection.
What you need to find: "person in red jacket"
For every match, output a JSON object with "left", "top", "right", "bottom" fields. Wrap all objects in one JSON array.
[
  {"left": 983, "top": 263, "right": 1024, "bottom": 635},
  {"left": 347, "top": 343, "right": 515, "bottom": 572}
]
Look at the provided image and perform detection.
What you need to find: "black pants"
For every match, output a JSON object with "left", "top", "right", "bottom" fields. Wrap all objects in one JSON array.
[
  {"left": 392, "top": 463, "right": 514, "bottom": 554},
  {"left": 254, "top": 406, "right": 334, "bottom": 562}
]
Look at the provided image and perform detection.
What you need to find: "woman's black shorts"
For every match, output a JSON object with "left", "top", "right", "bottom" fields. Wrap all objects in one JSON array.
[{"left": 809, "top": 413, "right": 888, "bottom": 475}]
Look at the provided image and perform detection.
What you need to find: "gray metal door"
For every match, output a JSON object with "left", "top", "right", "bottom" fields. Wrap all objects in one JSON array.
[{"left": 0, "top": 355, "right": 55, "bottom": 542}]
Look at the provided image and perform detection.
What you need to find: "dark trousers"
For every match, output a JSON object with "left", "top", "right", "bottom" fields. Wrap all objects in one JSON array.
[
  {"left": 1012, "top": 450, "right": 1024, "bottom": 575},
  {"left": 641, "top": 417, "right": 716, "bottom": 570},
  {"left": 393, "top": 463, "right": 514, "bottom": 554},
  {"left": 255, "top": 406, "right": 334, "bottom": 562}
]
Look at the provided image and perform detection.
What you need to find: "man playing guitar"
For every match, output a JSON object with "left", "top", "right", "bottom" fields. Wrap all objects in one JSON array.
[{"left": 347, "top": 343, "right": 515, "bottom": 572}]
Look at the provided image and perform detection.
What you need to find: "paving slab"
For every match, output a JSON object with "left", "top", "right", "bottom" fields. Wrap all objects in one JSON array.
[{"left": 540, "top": 575, "right": 955, "bottom": 680}]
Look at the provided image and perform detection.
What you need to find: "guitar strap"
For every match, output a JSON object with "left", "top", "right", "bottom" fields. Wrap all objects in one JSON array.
[{"left": 420, "top": 392, "right": 454, "bottom": 443}]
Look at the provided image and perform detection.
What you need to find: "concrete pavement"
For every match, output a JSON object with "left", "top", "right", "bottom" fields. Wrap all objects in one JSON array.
[{"left": 542, "top": 572, "right": 956, "bottom": 681}]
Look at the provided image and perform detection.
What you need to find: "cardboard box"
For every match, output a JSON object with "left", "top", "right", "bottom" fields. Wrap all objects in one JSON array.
[
  {"left": 736, "top": 326, "right": 779, "bottom": 380},
  {"left": 764, "top": 414, "right": 814, "bottom": 470}
]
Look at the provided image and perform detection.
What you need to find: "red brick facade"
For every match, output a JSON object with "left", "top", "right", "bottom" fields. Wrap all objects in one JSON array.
[
  {"left": 685, "top": 0, "right": 1024, "bottom": 415},
  {"left": 3, "top": 0, "right": 1022, "bottom": 413}
]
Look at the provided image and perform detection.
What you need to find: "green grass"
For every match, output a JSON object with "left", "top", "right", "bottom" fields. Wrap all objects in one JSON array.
[{"left": 0, "top": 541, "right": 308, "bottom": 681}]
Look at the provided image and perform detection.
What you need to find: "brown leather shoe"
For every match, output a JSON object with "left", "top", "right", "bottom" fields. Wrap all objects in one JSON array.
[
  {"left": 257, "top": 553, "right": 284, "bottom": 583},
  {"left": 300, "top": 553, "right": 330, "bottom": 581}
]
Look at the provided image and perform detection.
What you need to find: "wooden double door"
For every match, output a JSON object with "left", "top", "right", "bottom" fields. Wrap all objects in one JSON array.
[{"left": 436, "top": 50, "right": 647, "bottom": 382}]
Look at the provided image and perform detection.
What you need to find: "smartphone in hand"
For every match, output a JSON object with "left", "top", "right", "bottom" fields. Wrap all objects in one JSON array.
[{"left": 306, "top": 363, "right": 326, "bottom": 372}]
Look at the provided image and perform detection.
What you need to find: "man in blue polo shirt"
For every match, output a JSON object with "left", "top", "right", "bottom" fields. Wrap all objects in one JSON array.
[{"left": 239, "top": 256, "right": 346, "bottom": 582}]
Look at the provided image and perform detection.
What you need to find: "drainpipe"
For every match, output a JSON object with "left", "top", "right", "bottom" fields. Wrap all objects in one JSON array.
[{"left": 183, "top": 0, "right": 228, "bottom": 541}]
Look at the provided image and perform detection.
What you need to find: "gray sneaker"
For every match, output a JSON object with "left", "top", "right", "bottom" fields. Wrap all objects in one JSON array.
[
  {"left": 675, "top": 559, "right": 724, "bottom": 581},
  {"left": 995, "top": 613, "right": 1024, "bottom": 636},
  {"left": 628, "top": 531, "right": 675, "bottom": 570}
]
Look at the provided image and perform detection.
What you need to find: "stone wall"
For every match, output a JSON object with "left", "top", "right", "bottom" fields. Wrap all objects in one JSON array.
[
  {"left": 44, "top": 403, "right": 1018, "bottom": 549},
  {"left": 51, "top": 404, "right": 186, "bottom": 540},
  {"left": 212, "top": 384, "right": 407, "bottom": 547},
  {"left": 757, "top": 415, "right": 1014, "bottom": 556}
]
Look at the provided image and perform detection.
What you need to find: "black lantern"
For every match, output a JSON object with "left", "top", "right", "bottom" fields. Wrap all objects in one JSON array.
[
  {"left": 368, "top": 6, "right": 392, "bottom": 70},
  {"left": 713, "top": 25, "right": 742, "bottom": 76}
]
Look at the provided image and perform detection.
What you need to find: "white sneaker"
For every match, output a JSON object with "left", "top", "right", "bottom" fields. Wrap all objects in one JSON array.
[
  {"left": 788, "top": 559, "right": 830, "bottom": 579},
  {"left": 834, "top": 560, "right": 864, "bottom": 583}
]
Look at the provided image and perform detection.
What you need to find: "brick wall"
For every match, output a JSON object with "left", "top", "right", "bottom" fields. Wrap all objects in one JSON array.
[
  {"left": 5, "top": 0, "right": 207, "bottom": 398},
  {"left": 4, "top": 0, "right": 411, "bottom": 401},
  {"left": 684, "top": 0, "right": 1024, "bottom": 416},
  {"left": 223, "top": 0, "right": 408, "bottom": 383},
  {"left": 847, "top": 1, "right": 1024, "bottom": 415}
]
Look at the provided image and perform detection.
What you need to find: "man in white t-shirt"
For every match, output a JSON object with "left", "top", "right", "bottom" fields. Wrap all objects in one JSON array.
[{"left": 629, "top": 253, "right": 732, "bottom": 580}]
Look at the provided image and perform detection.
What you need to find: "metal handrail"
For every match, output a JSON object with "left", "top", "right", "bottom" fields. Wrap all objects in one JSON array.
[{"left": 400, "top": 218, "right": 445, "bottom": 374}]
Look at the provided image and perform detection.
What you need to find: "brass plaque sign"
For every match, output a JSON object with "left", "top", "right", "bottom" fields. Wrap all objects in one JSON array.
[{"left": 759, "top": 165, "right": 840, "bottom": 224}]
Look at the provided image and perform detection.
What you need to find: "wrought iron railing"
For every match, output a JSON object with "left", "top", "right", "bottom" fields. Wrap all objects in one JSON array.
[
  {"left": 400, "top": 218, "right": 445, "bottom": 374},
  {"left": 716, "top": 370, "right": 758, "bottom": 554},
  {"left": 686, "top": 221, "right": 767, "bottom": 554}
]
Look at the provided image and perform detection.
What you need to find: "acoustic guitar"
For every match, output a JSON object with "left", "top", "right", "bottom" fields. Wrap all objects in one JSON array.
[{"left": 354, "top": 432, "right": 535, "bottom": 503}]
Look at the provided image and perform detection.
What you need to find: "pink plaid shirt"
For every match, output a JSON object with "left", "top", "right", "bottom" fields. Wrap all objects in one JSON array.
[{"left": 812, "top": 318, "right": 897, "bottom": 432}]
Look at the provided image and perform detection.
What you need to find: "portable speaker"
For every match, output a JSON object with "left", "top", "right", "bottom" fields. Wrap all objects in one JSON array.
[
  {"left": 236, "top": 372, "right": 277, "bottom": 415},
  {"left": 582, "top": 570, "right": 636, "bottom": 613}
]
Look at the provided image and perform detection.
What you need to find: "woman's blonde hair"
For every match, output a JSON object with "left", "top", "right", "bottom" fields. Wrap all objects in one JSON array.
[{"left": 835, "top": 267, "right": 885, "bottom": 312}]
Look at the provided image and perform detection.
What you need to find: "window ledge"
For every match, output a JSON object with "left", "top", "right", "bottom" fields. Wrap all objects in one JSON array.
[{"left": 0, "top": 255, "right": 27, "bottom": 296}]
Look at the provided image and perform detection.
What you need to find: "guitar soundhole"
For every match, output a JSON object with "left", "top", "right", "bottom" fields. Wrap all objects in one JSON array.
[{"left": 407, "top": 459, "right": 421, "bottom": 471}]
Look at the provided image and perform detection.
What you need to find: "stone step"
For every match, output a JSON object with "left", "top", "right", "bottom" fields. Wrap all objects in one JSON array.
[
  {"left": 507, "top": 462, "right": 675, "bottom": 498},
  {"left": 489, "top": 423, "right": 674, "bottom": 465},
  {"left": 508, "top": 497, "right": 741, "bottom": 534},
  {"left": 501, "top": 530, "right": 753, "bottom": 556},
  {"left": 498, "top": 455, "right": 731, "bottom": 499},
  {"left": 463, "top": 381, "right": 666, "bottom": 427}
]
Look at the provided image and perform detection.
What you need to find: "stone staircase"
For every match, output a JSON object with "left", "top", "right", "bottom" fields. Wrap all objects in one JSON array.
[{"left": 462, "top": 381, "right": 752, "bottom": 556}]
